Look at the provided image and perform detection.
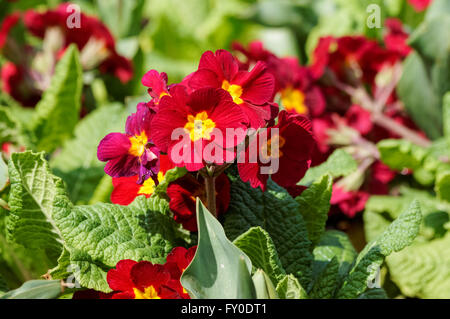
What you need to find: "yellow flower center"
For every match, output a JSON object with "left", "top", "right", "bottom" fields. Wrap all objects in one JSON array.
[
  {"left": 133, "top": 286, "right": 160, "bottom": 299},
  {"left": 222, "top": 80, "right": 243, "bottom": 104},
  {"left": 138, "top": 172, "right": 165, "bottom": 195},
  {"left": 184, "top": 111, "right": 216, "bottom": 142},
  {"left": 261, "top": 134, "right": 286, "bottom": 160},
  {"left": 280, "top": 87, "right": 308, "bottom": 115},
  {"left": 128, "top": 131, "right": 148, "bottom": 157},
  {"left": 159, "top": 91, "right": 169, "bottom": 99}
]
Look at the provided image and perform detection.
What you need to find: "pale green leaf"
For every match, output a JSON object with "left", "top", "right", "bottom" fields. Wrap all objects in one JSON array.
[
  {"left": 0, "top": 280, "right": 62, "bottom": 299},
  {"left": 181, "top": 199, "right": 256, "bottom": 299}
]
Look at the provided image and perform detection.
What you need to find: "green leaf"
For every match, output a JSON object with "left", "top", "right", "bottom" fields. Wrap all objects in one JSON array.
[
  {"left": 7, "top": 151, "right": 179, "bottom": 292},
  {"left": 1, "top": 280, "right": 62, "bottom": 299},
  {"left": 299, "top": 149, "right": 357, "bottom": 186},
  {"left": 357, "top": 288, "right": 387, "bottom": 299},
  {"left": 309, "top": 257, "right": 340, "bottom": 299},
  {"left": 30, "top": 45, "right": 83, "bottom": 153},
  {"left": 275, "top": 274, "right": 307, "bottom": 299},
  {"left": 181, "top": 199, "right": 256, "bottom": 299},
  {"left": 435, "top": 168, "right": 450, "bottom": 202},
  {"left": 233, "top": 226, "right": 286, "bottom": 285},
  {"left": 224, "top": 177, "right": 313, "bottom": 288},
  {"left": 312, "top": 230, "right": 357, "bottom": 286},
  {"left": 443, "top": 92, "right": 450, "bottom": 142},
  {"left": 386, "top": 233, "right": 450, "bottom": 298},
  {"left": 152, "top": 166, "right": 188, "bottom": 199},
  {"left": 252, "top": 269, "right": 279, "bottom": 299},
  {"left": 296, "top": 174, "right": 332, "bottom": 246},
  {"left": 0, "top": 105, "right": 21, "bottom": 145},
  {"left": 337, "top": 201, "right": 421, "bottom": 298},
  {"left": 377, "top": 139, "right": 427, "bottom": 171},
  {"left": 7, "top": 151, "right": 66, "bottom": 256},
  {"left": 397, "top": 53, "right": 443, "bottom": 139},
  {"left": 50, "top": 103, "right": 127, "bottom": 204},
  {"left": 0, "top": 156, "right": 8, "bottom": 192}
]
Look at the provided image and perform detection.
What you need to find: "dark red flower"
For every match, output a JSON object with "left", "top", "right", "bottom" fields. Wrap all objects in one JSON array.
[
  {"left": 0, "top": 12, "right": 20, "bottom": 50},
  {"left": 277, "top": 59, "right": 326, "bottom": 117},
  {"left": 408, "top": 0, "right": 432, "bottom": 12},
  {"left": 151, "top": 86, "right": 248, "bottom": 171},
  {"left": 105, "top": 260, "right": 182, "bottom": 299},
  {"left": 111, "top": 155, "right": 175, "bottom": 205},
  {"left": 141, "top": 69, "right": 170, "bottom": 105},
  {"left": 238, "top": 110, "right": 315, "bottom": 190},
  {"left": 167, "top": 173, "right": 230, "bottom": 231},
  {"left": 23, "top": 4, "right": 133, "bottom": 83},
  {"left": 164, "top": 246, "right": 197, "bottom": 298},
  {"left": 97, "top": 103, "right": 159, "bottom": 182},
  {"left": 188, "top": 49, "right": 275, "bottom": 128},
  {"left": 1, "top": 62, "right": 40, "bottom": 106},
  {"left": 330, "top": 187, "right": 369, "bottom": 218},
  {"left": 345, "top": 104, "right": 373, "bottom": 136},
  {"left": 384, "top": 18, "right": 412, "bottom": 58}
]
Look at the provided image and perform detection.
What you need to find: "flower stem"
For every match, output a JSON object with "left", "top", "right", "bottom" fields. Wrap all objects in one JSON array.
[{"left": 204, "top": 175, "right": 217, "bottom": 218}]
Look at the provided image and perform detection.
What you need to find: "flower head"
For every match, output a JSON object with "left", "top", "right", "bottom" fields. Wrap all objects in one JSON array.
[
  {"left": 97, "top": 103, "right": 159, "bottom": 183},
  {"left": 151, "top": 86, "right": 248, "bottom": 171},
  {"left": 111, "top": 155, "right": 175, "bottom": 205},
  {"left": 238, "top": 111, "right": 315, "bottom": 190},
  {"left": 106, "top": 260, "right": 182, "bottom": 299},
  {"left": 188, "top": 49, "right": 275, "bottom": 128}
]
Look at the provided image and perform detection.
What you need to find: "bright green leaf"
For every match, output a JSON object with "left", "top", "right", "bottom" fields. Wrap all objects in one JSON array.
[
  {"left": 299, "top": 149, "right": 357, "bottom": 186},
  {"left": 296, "top": 174, "right": 332, "bottom": 246},
  {"left": 30, "top": 45, "right": 83, "bottom": 153},
  {"left": 233, "top": 226, "right": 286, "bottom": 285}
]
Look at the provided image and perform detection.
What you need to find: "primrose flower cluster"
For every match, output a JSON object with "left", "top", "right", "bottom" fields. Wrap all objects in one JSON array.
[
  {"left": 0, "top": 3, "right": 133, "bottom": 106},
  {"left": 97, "top": 48, "right": 316, "bottom": 229}
]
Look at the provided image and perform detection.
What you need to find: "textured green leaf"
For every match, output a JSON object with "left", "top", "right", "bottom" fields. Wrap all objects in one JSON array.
[
  {"left": 181, "top": 199, "right": 256, "bottom": 299},
  {"left": 275, "top": 274, "right": 307, "bottom": 299},
  {"left": 252, "top": 269, "right": 278, "bottom": 299},
  {"left": 386, "top": 233, "right": 450, "bottom": 298},
  {"left": 299, "top": 149, "right": 357, "bottom": 186},
  {"left": 7, "top": 151, "right": 179, "bottom": 292},
  {"left": 309, "top": 257, "right": 340, "bottom": 299},
  {"left": 7, "top": 151, "right": 66, "bottom": 256},
  {"left": 50, "top": 103, "right": 127, "bottom": 204},
  {"left": 233, "top": 226, "right": 286, "bottom": 285},
  {"left": 312, "top": 230, "right": 357, "bottom": 287},
  {"left": 337, "top": 201, "right": 421, "bottom": 298},
  {"left": 296, "top": 174, "right": 332, "bottom": 246},
  {"left": 364, "top": 193, "right": 450, "bottom": 298},
  {"left": 0, "top": 280, "right": 62, "bottom": 299},
  {"left": 30, "top": 45, "right": 83, "bottom": 152},
  {"left": 224, "top": 177, "right": 312, "bottom": 288}
]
